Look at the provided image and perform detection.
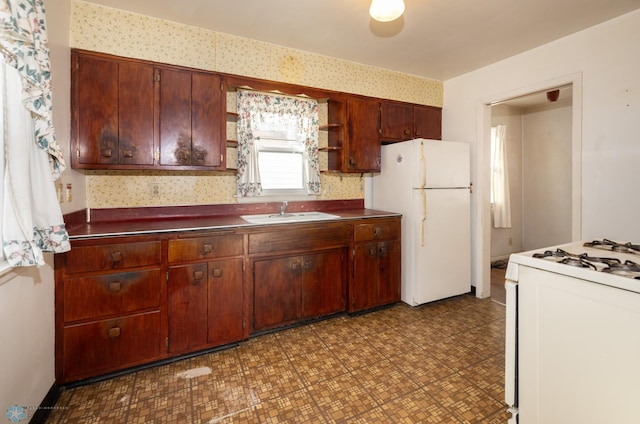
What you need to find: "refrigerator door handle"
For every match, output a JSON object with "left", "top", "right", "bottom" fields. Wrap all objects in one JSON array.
[
  {"left": 419, "top": 140, "right": 426, "bottom": 189},
  {"left": 420, "top": 189, "right": 426, "bottom": 247}
]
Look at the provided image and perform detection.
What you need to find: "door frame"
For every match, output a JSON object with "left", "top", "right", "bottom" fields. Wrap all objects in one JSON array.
[{"left": 474, "top": 72, "right": 583, "bottom": 298}]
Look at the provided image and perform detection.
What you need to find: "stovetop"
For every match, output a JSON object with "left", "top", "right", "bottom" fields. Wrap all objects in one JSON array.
[
  {"left": 508, "top": 239, "right": 640, "bottom": 293},
  {"left": 532, "top": 245, "right": 640, "bottom": 279}
]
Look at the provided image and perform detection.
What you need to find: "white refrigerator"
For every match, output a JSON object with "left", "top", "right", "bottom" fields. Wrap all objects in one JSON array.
[{"left": 371, "top": 139, "right": 471, "bottom": 306}]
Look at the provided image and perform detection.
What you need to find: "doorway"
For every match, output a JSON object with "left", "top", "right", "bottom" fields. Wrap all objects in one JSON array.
[{"left": 475, "top": 74, "right": 583, "bottom": 302}]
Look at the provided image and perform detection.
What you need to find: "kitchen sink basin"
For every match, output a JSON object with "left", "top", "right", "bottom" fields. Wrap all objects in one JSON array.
[{"left": 240, "top": 211, "right": 340, "bottom": 225}]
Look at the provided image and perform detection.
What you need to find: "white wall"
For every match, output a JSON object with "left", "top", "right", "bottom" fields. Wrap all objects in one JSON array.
[
  {"left": 443, "top": 9, "right": 640, "bottom": 296},
  {"left": 0, "top": 257, "right": 56, "bottom": 418},
  {"left": 522, "top": 103, "right": 573, "bottom": 250},
  {"left": 0, "top": 0, "right": 72, "bottom": 414}
]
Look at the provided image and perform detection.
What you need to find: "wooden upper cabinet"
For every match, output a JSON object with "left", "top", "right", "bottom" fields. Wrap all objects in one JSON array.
[
  {"left": 413, "top": 104, "right": 442, "bottom": 141},
  {"left": 381, "top": 101, "right": 442, "bottom": 143},
  {"left": 73, "top": 52, "right": 155, "bottom": 167},
  {"left": 158, "top": 69, "right": 224, "bottom": 168},
  {"left": 72, "top": 50, "right": 225, "bottom": 170},
  {"left": 347, "top": 96, "right": 381, "bottom": 172},
  {"left": 380, "top": 102, "right": 413, "bottom": 141}
]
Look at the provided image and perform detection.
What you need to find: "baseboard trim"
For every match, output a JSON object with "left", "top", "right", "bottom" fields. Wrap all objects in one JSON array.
[{"left": 29, "top": 384, "right": 62, "bottom": 424}]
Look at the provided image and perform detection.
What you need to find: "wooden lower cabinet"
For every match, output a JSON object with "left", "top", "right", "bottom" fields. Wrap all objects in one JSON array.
[
  {"left": 55, "top": 237, "right": 164, "bottom": 382},
  {"left": 167, "top": 258, "right": 243, "bottom": 354},
  {"left": 253, "top": 249, "right": 346, "bottom": 331},
  {"left": 55, "top": 216, "right": 401, "bottom": 383},
  {"left": 350, "top": 219, "right": 401, "bottom": 313},
  {"left": 63, "top": 311, "right": 161, "bottom": 380}
]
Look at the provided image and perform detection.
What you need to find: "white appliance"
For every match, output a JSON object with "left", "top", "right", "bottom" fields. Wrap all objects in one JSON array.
[
  {"left": 371, "top": 139, "right": 471, "bottom": 306},
  {"left": 505, "top": 239, "right": 640, "bottom": 423}
]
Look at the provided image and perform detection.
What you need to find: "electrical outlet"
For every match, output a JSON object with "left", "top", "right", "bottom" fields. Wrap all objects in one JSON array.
[
  {"left": 66, "top": 183, "right": 73, "bottom": 202},
  {"left": 150, "top": 183, "right": 160, "bottom": 197}
]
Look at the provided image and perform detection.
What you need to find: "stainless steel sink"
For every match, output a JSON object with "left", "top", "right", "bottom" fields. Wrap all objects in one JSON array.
[{"left": 240, "top": 211, "right": 340, "bottom": 225}]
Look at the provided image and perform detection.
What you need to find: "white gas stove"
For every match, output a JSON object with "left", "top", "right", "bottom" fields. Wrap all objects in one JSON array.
[
  {"left": 506, "top": 239, "right": 640, "bottom": 294},
  {"left": 505, "top": 239, "right": 640, "bottom": 424}
]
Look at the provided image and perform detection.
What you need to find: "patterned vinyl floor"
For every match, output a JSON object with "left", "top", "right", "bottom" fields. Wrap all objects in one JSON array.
[{"left": 46, "top": 294, "right": 509, "bottom": 423}]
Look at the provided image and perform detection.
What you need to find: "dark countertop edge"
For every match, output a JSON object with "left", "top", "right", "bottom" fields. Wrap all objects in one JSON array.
[{"left": 64, "top": 202, "right": 402, "bottom": 240}]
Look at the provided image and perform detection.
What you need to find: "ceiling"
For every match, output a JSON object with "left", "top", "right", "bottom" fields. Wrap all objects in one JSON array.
[{"left": 80, "top": 0, "right": 640, "bottom": 81}]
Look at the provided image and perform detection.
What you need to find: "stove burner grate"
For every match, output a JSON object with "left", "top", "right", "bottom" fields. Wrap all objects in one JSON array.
[
  {"left": 584, "top": 239, "right": 640, "bottom": 255},
  {"left": 532, "top": 248, "right": 640, "bottom": 279}
]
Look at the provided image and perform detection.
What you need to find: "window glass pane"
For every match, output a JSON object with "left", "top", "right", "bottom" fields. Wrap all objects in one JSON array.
[{"left": 258, "top": 151, "right": 304, "bottom": 190}]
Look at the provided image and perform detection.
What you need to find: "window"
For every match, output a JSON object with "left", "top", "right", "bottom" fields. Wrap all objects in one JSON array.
[
  {"left": 236, "top": 90, "right": 321, "bottom": 199},
  {"left": 490, "top": 125, "right": 512, "bottom": 228},
  {"left": 254, "top": 131, "right": 308, "bottom": 196}
]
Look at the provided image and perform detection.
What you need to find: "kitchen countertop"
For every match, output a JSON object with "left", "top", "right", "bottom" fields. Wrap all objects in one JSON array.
[{"left": 65, "top": 202, "right": 401, "bottom": 240}]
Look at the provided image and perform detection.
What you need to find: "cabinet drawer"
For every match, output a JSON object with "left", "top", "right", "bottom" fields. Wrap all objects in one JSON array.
[
  {"left": 249, "top": 224, "right": 350, "bottom": 254},
  {"left": 168, "top": 234, "right": 243, "bottom": 263},
  {"left": 64, "top": 269, "right": 161, "bottom": 322},
  {"left": 65, "top": 241, "right": 161, "bottom": 273},
  {"left": 62, "top": 311, "right": 161, "bottom": 380},
  {"left": 354, "top": 220, "right": 400, "bottom": 242}
]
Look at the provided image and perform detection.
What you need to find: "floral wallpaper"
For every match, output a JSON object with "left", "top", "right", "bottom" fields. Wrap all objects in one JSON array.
[{"left": 70, "top": 0, "right": 442, "bottom": 208}]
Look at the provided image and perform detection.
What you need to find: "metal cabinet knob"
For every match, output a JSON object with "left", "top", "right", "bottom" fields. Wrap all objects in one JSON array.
[
  {"left": 109, "top": 282, "right": 121, "bottom": 292},
  {"left": 108, "top": 327, "right": 121, "bottom": 338}
]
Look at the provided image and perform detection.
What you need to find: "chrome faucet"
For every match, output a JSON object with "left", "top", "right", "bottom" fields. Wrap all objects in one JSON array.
[{"left": 279, "top": 201, "right": 288, "bottom": 216}]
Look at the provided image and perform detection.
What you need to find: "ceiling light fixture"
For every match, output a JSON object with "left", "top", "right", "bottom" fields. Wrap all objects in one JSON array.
[{"left": 369, "top": 0, "right": 405, "bottom": 22}]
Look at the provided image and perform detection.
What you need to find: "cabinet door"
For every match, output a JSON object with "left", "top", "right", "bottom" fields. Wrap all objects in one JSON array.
[
  {"left": 381, "top": 102, "right": 413, "bottom": 141},
  {"left": 413, "top": 105, "right": 442, "bottom": 140},
  {"left": 63, "top": 311, "right": 160, "bottom": 380},
  {"left": 301, "top": 250, "right": 345, "bottom": 319},
  {"left": 73, "top": 53, "right": 155, "bottom": 167},
  {"left": 377, "top": 240, "right": 401, "bottom": 306},
  {"left": 118, "top": 61, "right": 155, "bottom": 165},
  {"left": 159, "top": 68, "right": 192, "bottom": 166},
  {"left": 253, "top": 256, "right": 302, "bottom": 330},
  {"left": 192, "top": 72, "right": 223, "bottom": 167},
  {"left": 208, "top": 258, "right": 244, "bottom": 345},
  {"left": 351, "top": 242, "right": 380, "bottom": 312},
  {"left": 347, "top": 97, "right": 381, "bottom": 172},
  {"left": 75, "top": 54, "right": 118, "bottom": 165},
  {"left": 168, "top": 263, "right": 209, "bottom": 353}
]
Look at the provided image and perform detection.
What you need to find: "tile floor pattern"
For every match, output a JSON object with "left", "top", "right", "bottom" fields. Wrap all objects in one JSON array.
[{"left": 46, "top": 295, "right": 509, "bottom": 423}]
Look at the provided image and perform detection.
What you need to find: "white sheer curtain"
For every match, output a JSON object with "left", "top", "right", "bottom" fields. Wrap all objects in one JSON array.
[
  {"left": 0, "top": 0, "right": 70, "bottom": 266},
  {"left": 491, "top": 125, "right": 512, "bottom": 228},
  {"left": 236, "top": 89, "right": 320, "bottom": 197}
]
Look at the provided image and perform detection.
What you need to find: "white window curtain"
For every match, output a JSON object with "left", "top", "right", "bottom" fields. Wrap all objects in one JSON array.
[
  {"left": 0, "top": 0, "right": 70, "bottom": 266},
  {"left": 236, "top": 89, "right": 320, "bottom": 197},
  {"left": 491, "top": 125, "right": 511, "bottom": 228}
]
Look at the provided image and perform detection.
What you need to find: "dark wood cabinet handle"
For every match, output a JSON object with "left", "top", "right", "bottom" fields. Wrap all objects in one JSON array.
[
  {"left": 122, "top": 149, "right": 133, "bottom": 158},
  {"left": 369, "top": 247, "right": 377, "bottom": 257},
  {"left": 378, "top": 245, "right": 388, "bottom": 257},
  {"left": 109, "top": 282, "right": 121, "bottom": 292},
  {"left": 110, "top": 251, "right": 123, "bottom": 263},
  {"left": 348, "top": 157, "right": 357, "bottom": 166},
  {"left": 108, "top": 327, "right": 121, "bottom": 338},
  {"left": 303, "top": 260, "right": 313, "bottom": 270},
  {"left": 211, "top": 268, "right": 223, "bottom": 278},
  {"left": 290, "top": 262, "right": 301, "bottom": 271},
  {"left": 202, "top": 244, "right": 213, "bottom": 254},
  {"left": 193, "top": 270, "right": 204, "bottom": 282},
  {"left": 101, "top": 148, "right": 112, "bottom": 158}
]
